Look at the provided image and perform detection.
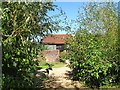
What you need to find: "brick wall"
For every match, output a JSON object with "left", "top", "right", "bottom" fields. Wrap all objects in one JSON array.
[{"left": 43, "top": 50, "right": 59, "bottom": 62}]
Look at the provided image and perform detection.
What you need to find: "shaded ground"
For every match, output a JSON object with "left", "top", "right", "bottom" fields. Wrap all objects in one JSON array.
[
  {"left": 36, "top": 65, "right": 120, "bottom": 89},
  {"left": 40, "top": 66, "right": 85, "bottom": 89}
]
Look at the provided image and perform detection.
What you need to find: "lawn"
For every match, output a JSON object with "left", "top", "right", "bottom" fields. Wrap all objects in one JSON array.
[
  {"left": 36, "top": 61, "right": 65, "bottom": 69},
  {"left": 100, "top": 84, "right": 120, "bottom": 88},
  {"left": 51, "top": 62, "right": 65, "bottom": 68}
]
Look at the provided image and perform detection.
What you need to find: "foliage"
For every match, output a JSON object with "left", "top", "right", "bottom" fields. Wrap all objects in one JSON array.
[
  {"left": 36, "top": 62, "right": 54, "bottom": 70},
  {"left": 1, "top": 2, "right": 63, "bottom": 89},
  {"left": 59, "top": 51, "right": 67, "bottom": 62},
  {"left": 66, "top": 2, "right": 119, "bottom": 88},
  {"left": 38, "top": 61, "right": 65, "bottom": 69}
]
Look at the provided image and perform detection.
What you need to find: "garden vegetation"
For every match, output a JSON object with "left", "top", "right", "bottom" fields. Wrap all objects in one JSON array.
[
  {"left": 66, "top": 2, "right": 120, "bottom": 88},
  {"left": 1, "top": 2, "right": 64, "bottom": 89}
]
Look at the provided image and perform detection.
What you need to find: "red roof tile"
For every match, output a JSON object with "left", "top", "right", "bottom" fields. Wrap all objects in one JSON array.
[{"left": 42, "top": 34, "right": 70, "bottom": 44}]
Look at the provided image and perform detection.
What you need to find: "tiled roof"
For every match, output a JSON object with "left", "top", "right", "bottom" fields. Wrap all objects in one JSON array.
[{"left": 42, "top": 34, "right": 70, "bottom": 44}]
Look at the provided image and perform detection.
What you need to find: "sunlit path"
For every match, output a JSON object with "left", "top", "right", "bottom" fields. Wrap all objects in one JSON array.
[{"left": 43, "top": 66, "right": 85, "bottom": 89}]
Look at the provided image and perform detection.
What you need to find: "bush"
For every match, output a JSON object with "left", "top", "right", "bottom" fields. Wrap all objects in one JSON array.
[
  {"left": 66, "top": 30, "right": 119, "bottom": 88},
  {"left": 59, "top": 51, "right": 67, "bottom": 62},
  {"left": 1, "top": 2, "right": 60, "bottom": 89},
  {"left": 2, "top": 37, "right": 42, "bottom": 89},
  {"left": 66, "top": 2, "right": 119, "bottom": 88}
]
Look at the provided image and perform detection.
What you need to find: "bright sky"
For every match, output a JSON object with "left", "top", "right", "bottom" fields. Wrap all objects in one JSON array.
[
  {"left": 54, "top": 0, "right": 119, "bottom": 2},
  {"left": 49, "top": 1, "right": 120, "bottom": 34},
  {"left": 53, "top": 2, "right": 83, "bottom": 34}
]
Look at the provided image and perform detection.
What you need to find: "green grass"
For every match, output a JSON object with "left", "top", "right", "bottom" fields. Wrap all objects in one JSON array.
[
  {"left": 36, "top": 61, "right": 65, "bottom": 69},
  {"left": 100, "top": 83, "right": 120, "bottom": 88},
  {"left": 52, "top": 62, "right": 65, "bottom": 68}
]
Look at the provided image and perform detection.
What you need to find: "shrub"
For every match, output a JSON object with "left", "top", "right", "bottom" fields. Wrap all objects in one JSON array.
[
  {"left": 59, "top": 51, "right": 67, "bottom": 62},
  {"left": 1, "top": 2, "right": 62, "bottom": 89},
  {"left": 66, "top": 2, "right": 119, "bottom": 88},
  {"left": 66, "top": 32, "right": 113, "bottom": 88}
]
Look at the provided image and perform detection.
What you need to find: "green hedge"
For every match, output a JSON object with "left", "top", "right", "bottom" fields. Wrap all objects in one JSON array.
[{"left": 66, "top": 31, "right": 119, "bottom": 88}]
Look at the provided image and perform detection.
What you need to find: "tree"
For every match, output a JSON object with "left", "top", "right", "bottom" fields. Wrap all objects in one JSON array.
[
  {"left": 1, "top": 2, "right": 63, "bottom": 89},
  {"left": 66, "top": 2, "right": 119, "bottom": 88}
]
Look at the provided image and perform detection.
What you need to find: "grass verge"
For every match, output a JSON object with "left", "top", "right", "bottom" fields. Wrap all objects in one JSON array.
[{"left": 36, "top": 61, "right": 65, "bottom": 69}]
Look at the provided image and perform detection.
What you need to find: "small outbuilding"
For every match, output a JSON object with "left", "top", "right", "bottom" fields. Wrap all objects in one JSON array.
[{"left": 42, "top": 34, "right": 70, "bottom": 62}]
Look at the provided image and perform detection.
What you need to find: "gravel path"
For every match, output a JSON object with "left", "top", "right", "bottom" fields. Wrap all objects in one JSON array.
[{"left": 42, "top": 66, "right": 84, "bottom": 89}]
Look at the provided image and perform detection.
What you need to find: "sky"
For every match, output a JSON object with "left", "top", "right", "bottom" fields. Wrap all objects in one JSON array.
[
  {"left": 54, "top": 2, "right": 83, "bottom": 20},
  {"left": 48, "top": 1, "right": 120, "bottom": 34},
  {"left": 49, "top": 2, "right": 84, "bottom": 34},
  {"left": 54, "top": 0, "right": 120, "bottom": 2}
]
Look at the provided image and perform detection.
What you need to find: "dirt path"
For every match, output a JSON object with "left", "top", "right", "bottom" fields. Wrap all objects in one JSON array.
[{"left": 42, "top": 66, "right": 84, "bottom": 89}]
